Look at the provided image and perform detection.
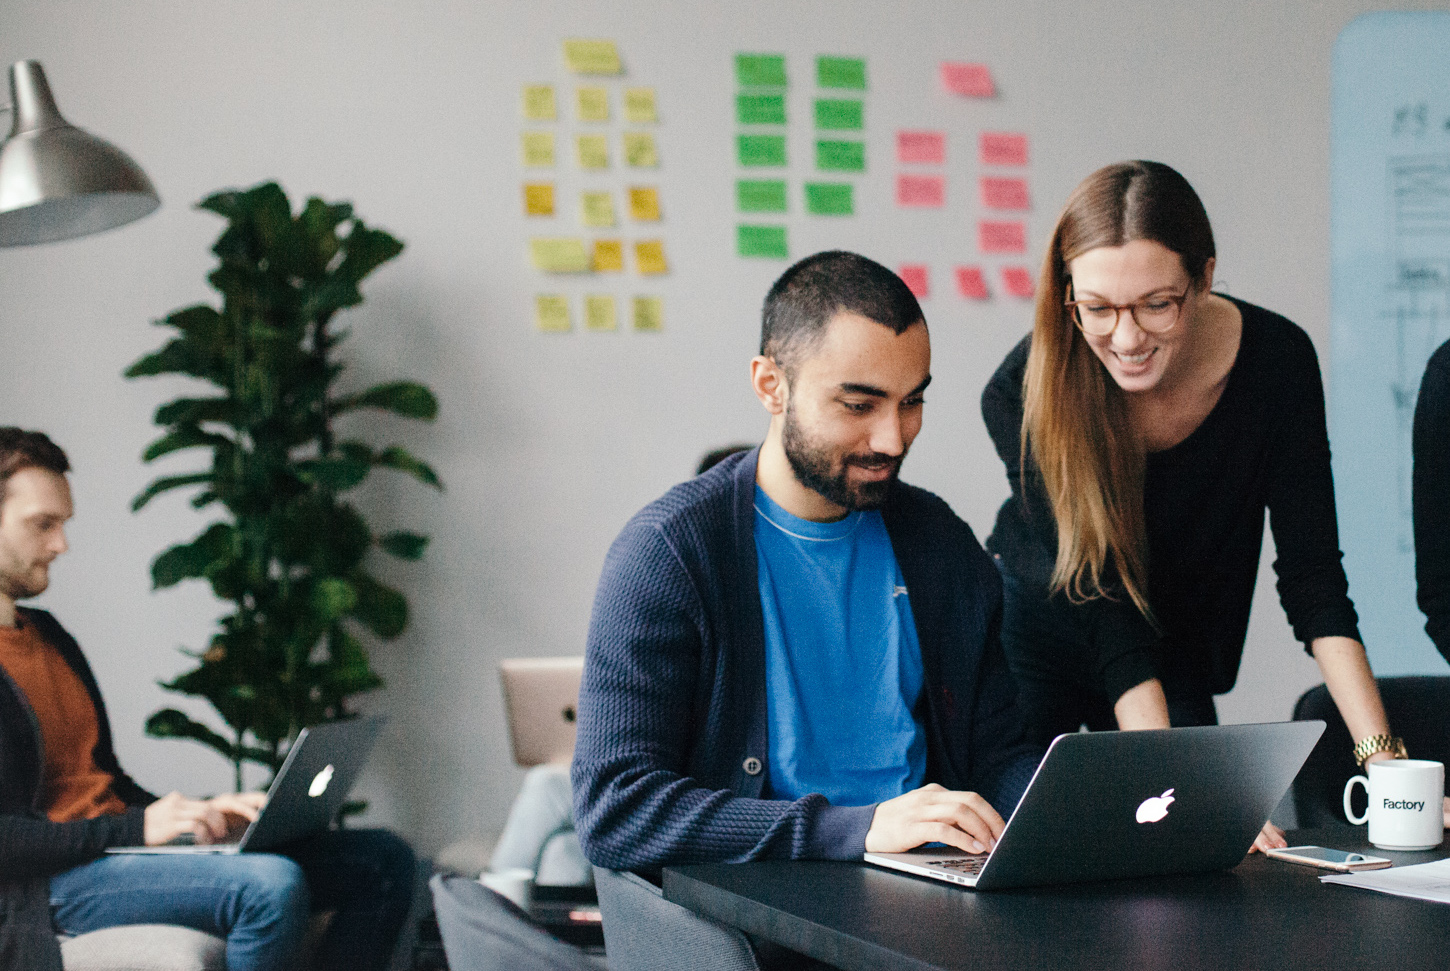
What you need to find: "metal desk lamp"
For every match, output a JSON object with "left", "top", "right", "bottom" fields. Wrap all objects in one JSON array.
[{"left": 0, "top": 60, "right": 159, "bottom": 246}]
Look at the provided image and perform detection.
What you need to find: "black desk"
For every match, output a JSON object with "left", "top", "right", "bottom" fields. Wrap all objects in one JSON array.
[{"left": 663, "top": 828, "right": 1449, "bottom": 971}]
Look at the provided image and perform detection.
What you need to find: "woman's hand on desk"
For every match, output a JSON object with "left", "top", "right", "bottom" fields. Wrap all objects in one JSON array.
[
  {"left": 1249, "top": 821, "right": 1288, "bottom": 854},
  {"left": 865, "top": 784, "right": 1006, "bottom": 855}
]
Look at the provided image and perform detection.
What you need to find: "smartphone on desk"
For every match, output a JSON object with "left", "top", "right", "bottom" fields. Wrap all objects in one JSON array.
[{"left": 1265, "top": 845, "right": 1393, "bottom": 871}]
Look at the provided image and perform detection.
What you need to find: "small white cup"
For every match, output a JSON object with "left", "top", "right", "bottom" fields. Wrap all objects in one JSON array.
[
  {"left": 1343, "top": 759, "right": 1445, "bottom": 851},
  {"left": 480, "top": 867, "right": 534, "bottom": 911}
]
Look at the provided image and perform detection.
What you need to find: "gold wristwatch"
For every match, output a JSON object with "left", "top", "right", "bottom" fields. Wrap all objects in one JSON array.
[{"left": 1352, "top": 733, "right": 1408, "bottom": 767}]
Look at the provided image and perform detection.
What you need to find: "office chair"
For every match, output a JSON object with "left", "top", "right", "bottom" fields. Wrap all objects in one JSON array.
[
  {"left": 593, "top": 868, "right": 765, "bottom": 971},
  {"left": 1291, "top": 675, "right": 1450, "bottom": 826}
]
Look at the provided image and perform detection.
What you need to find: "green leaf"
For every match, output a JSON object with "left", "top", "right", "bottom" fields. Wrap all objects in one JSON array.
[
  {"left": 132, "top": 473, "right": 215, "bottom": 512},
  {"left": 348, "top": 572, "right": 408, "bottom": 639},
  {"left": 377, "top": 532, "right": 429, "bottom": 560},
  {"left": 142, "top": 427, "right": 232, "bottom": 462},
  {"left": 309, "top": 578, "right": 359, "bottom": 623},
  {"left": 332, "top": 382, "right": 438, "bottom": 421},
  {"left": 155, "top": 397, "right": 237, "bottom": 428},
  {"left": 335, "top": 222, "right": 405, "bottom": 286},
  {"left": 145, "top": 708, "right": 236, "bottom": 760},
  {"left": 151, "top": 522, "right": 234, "bottom": 589},
  {"left": 297, "top": 457, "right": 371, "bottom": 492},
  {"left": 373, "top": 446, "right": 443, "bottom": 490}
]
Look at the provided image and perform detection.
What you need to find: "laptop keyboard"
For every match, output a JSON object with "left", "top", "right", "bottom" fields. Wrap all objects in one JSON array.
[{"left": 930, "top": 856, "right": 987, "bottom": 875}]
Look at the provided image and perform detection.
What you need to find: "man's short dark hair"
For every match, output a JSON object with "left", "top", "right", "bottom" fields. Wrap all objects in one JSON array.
[
  {"left": 760, "top": 251, "right": 925, "bottom": 374},
  {"left": 0, "top": 428, "right": 70, "bottom": 506}
]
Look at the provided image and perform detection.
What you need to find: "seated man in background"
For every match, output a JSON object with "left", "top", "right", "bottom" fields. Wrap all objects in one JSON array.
[
  {"left": 0, "top": 428, "right": 415, "bottom": 971},
  {"left": 572, "top": 251, "right": 1043, "bottom": 874}
]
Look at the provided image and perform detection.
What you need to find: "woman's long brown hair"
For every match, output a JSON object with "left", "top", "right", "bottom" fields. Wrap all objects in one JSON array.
[{"left": 1022, "top": 161, "right": 1216, "bottom": 620}]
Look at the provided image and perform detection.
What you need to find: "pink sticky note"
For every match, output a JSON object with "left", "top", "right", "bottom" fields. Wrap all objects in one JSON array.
[
  {"left": 897, "top": 130, "right": 946, "bottom": 165},
  {"left": 1002, "top": 267, "right": 1036, "bottom": 298},
  {"left": 896, "top": 174, "right": 945, "bottom": 208},
  {"left": 979, "top": 221, "right": 1026, "bottom": 254},
  {"left": 980, "top": 132, "right": 1029, "bottom": 167},
  {"left": 899, "top": 264, "right": 929, "bottom": 298},
  {"left": 955, "top": 267, "right": 989, "bottom": 300},
  {"left": 941, "top": 62, "right": 995, "bottom": 97},
  {"left": 981, "top": 177, "right": 1030, "bottom": 210}
]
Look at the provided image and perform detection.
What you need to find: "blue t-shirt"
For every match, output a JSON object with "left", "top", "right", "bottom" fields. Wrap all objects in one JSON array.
[{"left": 753, "top": 486, "right": 926, "bottom": 805}]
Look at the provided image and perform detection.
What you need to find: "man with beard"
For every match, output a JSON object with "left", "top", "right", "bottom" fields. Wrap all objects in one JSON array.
[
  {"left": 572, "top": 251, "right": 1042, "bottom": 875},
  {"left": 0, "top": 429, "right": 415, "bottom": 971}
]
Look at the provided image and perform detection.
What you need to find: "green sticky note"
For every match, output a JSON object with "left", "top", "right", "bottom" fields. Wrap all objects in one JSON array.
[
  {"left": 815, "top": 98, "right": 863, "bottom": 130},
  {"left": 816, "top": 140, "right": 865, "bottom": 172},
  {"left": 805, "top": 182, "right": 853, "bottom": 215},
  {"left": 737, "top": 180, "right": 788, "bottom": 213},
  {"left": 817, "top": 56, "right": 866, "bottom": 89},
  {"left": 738, "top": 134, "right": 787, "bottom": 167},
  {"left": 737, "top": 93, "right": 786, "bottom": 125},
  {"left": 736, "top": 53, "right": 788, "bottom": 87},
  {"left": 737, "top": 225, "right": 789, "bottom": 259}
]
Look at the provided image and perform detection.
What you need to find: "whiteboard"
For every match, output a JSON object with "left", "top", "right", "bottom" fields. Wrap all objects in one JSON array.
[{"left": 1330, "top": 11, "right": 1450, "bottom": 675}]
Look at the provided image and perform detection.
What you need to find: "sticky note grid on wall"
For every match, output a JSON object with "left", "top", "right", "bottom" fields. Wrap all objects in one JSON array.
[{"left": 521, "top": 39, "right": 666, "bottom": 333}]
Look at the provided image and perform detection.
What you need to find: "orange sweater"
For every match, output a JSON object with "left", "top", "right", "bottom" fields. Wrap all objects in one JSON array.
[{"left": 0, "top": 621, "right": 127, "bottom": 822}]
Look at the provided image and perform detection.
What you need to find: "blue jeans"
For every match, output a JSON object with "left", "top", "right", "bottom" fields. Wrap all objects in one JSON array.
[{"left": 50, "top": 828, "right": 414, "bottom": 971}]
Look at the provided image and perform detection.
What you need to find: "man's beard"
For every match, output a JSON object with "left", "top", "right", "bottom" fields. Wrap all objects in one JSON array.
[
  {"left": 781, "top": 407, "right": 903, "bottom": 511},
  {"left": 0, "top": 561, "right": 48, "bottom": 602}
]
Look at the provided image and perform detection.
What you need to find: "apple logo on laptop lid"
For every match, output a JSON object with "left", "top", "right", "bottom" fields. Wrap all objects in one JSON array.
[
  {"left": 1136, "top": 788, "right": 1175, "bottom": 824},
  {"left": 309, "top": 764, "right": 335, "bottom": 798}
]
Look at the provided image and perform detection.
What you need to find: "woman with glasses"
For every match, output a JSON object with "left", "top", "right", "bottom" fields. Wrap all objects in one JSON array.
[{"left": 982, "top": 161, "right": 1404, "bottom": 848}]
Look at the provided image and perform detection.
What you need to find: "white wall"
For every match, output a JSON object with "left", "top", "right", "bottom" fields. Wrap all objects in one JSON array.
[{"left": 2, "top": 0, "right": 1435, "bottom": 855}]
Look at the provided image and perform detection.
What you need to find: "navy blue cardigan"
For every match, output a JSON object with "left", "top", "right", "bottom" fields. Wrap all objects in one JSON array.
[{"left": 571, "top": 449, "right": 1042, "bottom": 870}]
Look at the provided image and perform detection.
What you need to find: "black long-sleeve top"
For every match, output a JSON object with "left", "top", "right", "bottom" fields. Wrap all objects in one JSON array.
[
  {"left": 1413, "top": 338, "right": 1450, "bottom": 664},
  {"left": 982, "top": 297, "right": 1362, "bottom": 703}
]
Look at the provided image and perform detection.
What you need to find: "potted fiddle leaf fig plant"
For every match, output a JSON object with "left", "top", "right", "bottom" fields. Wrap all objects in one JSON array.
[{"left": 126, "top": 181, "right": 441, "bottom": 791}]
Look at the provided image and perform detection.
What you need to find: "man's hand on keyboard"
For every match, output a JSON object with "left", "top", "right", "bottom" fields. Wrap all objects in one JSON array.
[
  {"left": 865, "top": 783, "right": 1005, "bottom": 855},
  {"left": 143, "top": 790, "right": 267, "bottom": 846}
]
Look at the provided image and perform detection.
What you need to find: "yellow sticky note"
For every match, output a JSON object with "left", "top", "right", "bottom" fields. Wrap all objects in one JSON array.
[
  {"left": 521, "top": 131, "right": 555, "bottom": 168},
  {"left": 576, "top": 87, "right": 610, "bottom": 122},
  {"left": 624, "top": 87, "right": 658, "bottom": 123},
  {"left": 535, "top": 295, "right": 571, "bottom": 332},
  {"left": 577, "top": 134, "right": 610, "bottom": 170},
  {"left": 633, "top": 296, "right": 664, "bottom": 332},
  {"left": 522, "top": 85, "right": 557, "bottom": 120},
  {"left": 634, "top": 240, "right": 668, "bottom": 275},
  {"left": 581, "top": 191, "right": 616, "bottom": 228},
  {"left": 623, "top": 132, "right": 659, "bottom": 168},
  {"left": 529, "top": 238, "right": 590, "bottom": 273},
  {"left": 629, "top": 187, "right": 662, "bottom": 221},
  {"left": 524, "top": 183, "right": 555, "bottom": 217},
  {"left": 585, "top": 295, "right": 618, "bottom": 331},
  {"left": 592, "top": 239, "right": 624, "bottom": 272},
  {"left": 563, "top": 39, "right": 622, "bottom": 75}
]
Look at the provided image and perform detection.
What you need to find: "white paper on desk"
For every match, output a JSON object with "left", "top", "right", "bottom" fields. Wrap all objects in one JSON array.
[{"left": 1320, "top": 858, "right": 1450, "bottom": 904}]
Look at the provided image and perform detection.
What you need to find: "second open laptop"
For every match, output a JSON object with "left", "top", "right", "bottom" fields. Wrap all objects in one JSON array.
[
  {"left": 108, "top": 716, "right": 383, "bottom": 855},
  {"left": 499, "top": 657, "right": 583, "bottom": 767},
  {"left": 865, "top": 720, "right": 1325, "bottom": 890}
]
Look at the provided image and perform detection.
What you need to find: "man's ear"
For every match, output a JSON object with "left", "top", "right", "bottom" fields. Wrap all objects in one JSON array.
[{"left": 750, "top": 356, "right": 788, "bottom": 416}]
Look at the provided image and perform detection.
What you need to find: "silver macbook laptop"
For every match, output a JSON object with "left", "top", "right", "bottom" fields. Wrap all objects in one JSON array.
[
  {"left": 108, "top": 716, "right": 383, "bottom": 855},
  {"left": 865, "top": 721, "right": 1324, "bottom": 890},
  {"left": 499, "top": 657, "right": 583, "bottom": 767}
]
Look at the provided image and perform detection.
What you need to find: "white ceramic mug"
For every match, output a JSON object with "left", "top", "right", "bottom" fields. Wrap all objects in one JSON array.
[{"left": 1343, "top": 759, "right": 1445, "bottom": 850}]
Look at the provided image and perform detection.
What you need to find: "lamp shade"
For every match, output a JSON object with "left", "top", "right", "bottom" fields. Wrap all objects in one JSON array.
[{"left": 0, "top": 60, "right": 159, "bottom": 247}]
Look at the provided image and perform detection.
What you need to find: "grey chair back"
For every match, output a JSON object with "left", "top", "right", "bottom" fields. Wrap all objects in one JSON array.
[
  {"left": 429, "top": 874, "right": 605, "bottom": 971},
  {"left": 593, "top": 867, "right": 764, "bottom": 971},
  {"left": 1291, "top": 675, "right": 1450, "bottom": 826}
]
